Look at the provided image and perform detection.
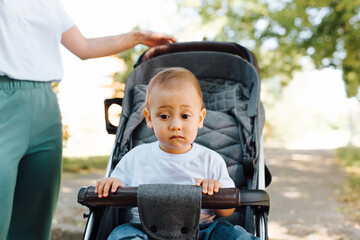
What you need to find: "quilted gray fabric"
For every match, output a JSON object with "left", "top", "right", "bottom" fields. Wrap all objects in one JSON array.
[
  {"left": 111, "top": 51, "right": 264, "bottom": 190},
  {"left": 137, "top": 184, "right": 201, "bottom": 240}
]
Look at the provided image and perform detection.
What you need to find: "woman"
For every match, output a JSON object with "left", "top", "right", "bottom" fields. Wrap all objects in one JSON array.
[{"left": 0, "top": 0, "right": 176, "bottom": 239}]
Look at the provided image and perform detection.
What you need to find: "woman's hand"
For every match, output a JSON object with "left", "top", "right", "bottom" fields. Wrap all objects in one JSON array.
[{"left": 137, "top": 30, "right": 177, "bottom": 47}]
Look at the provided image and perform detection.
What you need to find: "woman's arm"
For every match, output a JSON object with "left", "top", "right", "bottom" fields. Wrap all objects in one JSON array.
[{"left": 61, "top": 26, "right": 176, "bottom": 60}]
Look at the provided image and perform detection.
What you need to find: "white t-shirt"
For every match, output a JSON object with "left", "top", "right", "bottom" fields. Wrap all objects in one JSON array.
[
  {"left": 111, "top": 141, "right": 235, "bottom": 224},
  {"left": 0, "top": 0, "right": 74, "bottom": 81}
]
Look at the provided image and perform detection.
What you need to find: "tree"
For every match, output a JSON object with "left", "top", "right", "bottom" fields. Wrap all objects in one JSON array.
[
  {"left": 177, "top": 0, "right": 360, "bottom": 98},
  {"left": 112, "top": 45, "right": 147, "bottom": 97}
]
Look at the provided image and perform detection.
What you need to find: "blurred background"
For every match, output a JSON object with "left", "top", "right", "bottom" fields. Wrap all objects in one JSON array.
[{"left": 59, "top": 0, "right": 360, "bottom": 157}]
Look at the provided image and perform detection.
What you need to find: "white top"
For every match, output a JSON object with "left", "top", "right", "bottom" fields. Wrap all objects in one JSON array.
[
  {"left": 0, "top": 0, "right": 74, "bottom": 81},
  {"left": 111, "top": 141, "right": 235, "bottom": 223}
]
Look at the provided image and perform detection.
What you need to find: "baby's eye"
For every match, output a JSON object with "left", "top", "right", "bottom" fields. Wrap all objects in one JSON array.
[
  {"left": 160, "top": 114, "right": 169, "bottom": 119},
  {"left": 182, "top": 114, "right": 191, "bottom": 119}
]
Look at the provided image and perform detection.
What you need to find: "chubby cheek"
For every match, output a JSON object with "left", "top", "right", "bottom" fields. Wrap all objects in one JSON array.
[
  {"left": 152, "top": 123, "right": 168, "bottom": 140},
  {"left": 184, "top": 125, "right": 198, "bottom": 141}
]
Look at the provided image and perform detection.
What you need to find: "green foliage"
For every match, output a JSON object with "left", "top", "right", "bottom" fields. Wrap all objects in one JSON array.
[
  {"left": 114, "top": 46, "right": 147, "bottom": 84},
  {"left": 62, "top": 156, "right": 109, "bottom": 173},
  {"left": 114, "top": 26, "right": 148, "bottom": 84},
  {"left": 336, "top": 146, "right": 360, "bottom": 167},
  {"left": 336, "top": 146, "right": 360, "bottom": 222},
  {"left": 278, "top": 0, "right": 360, "bottom": 97},
  {"left": 340, "top": 172, "right": 360, "bottom": 223},
  {"left": 177, "top": 0, "right": 360, "bottom": 97}
]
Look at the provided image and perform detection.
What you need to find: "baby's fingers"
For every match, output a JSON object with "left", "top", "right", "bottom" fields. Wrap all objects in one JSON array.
[
  {"left": 202, "top": 180, "right": 209, "bottom": 194},
  {"left": 207, "top": 180, "right": 215, "bottom": 195},
  {"left": 195, "top": 178, "right": 211, "bottom": 194},
  {"left": 195, "top": 178, "right": 203, "bottom": 187},
  {"left": 202, "top": 179, "right": 222, "bottom": 195},
  {"left": 111, "top": 180, "right": 124, "bottom": 193},
  {"left": 95, "top": 178, "right": 107, "bottom": 198},
  {"left": 103, "top": 180, "right": 113, "bottom": 197},
  {"left": 214, "top": 181, "right": 222, "bottom": 193},
  {"left": 195, "top": 178, "right": 222, "bottom": 195}
]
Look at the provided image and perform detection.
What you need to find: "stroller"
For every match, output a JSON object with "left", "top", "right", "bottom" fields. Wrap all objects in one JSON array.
[{"left": 78, "top": 41, "right": 271, "bottom": 240}]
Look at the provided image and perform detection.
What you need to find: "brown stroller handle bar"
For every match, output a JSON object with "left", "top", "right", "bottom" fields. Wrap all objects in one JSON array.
[{"left": 78, "top": 186, "right": 269, "bottom": 210}]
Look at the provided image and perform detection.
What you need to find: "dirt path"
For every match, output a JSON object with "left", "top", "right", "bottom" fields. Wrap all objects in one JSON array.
[
  {"left": 51, "top": 149, "right": 360, "bottom": 240},
  {"left": 266, "top": 149, "right": 360, "bottom": 240},
  {"left": 51, "top": 171, "right": 103, "bottom": 240}
]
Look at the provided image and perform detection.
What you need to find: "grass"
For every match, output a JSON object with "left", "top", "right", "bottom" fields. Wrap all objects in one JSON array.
[
  {"left": 336, "top": 147, "right": 360, "bottom": 168},
  {"left": 336, "top": 146, "right": 360, "bottom": 223},
  {"left": 62, "top": 155, "right": 109, "bottom": 173}
]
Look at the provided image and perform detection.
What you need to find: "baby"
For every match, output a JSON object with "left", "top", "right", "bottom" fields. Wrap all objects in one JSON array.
[{"left": 95, "top": 67, "right": 259, "bottom": 240}]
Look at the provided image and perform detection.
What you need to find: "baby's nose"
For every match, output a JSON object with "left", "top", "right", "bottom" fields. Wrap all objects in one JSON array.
[{"left": 170, "top": 118, "right": 181, "bottom": 130}]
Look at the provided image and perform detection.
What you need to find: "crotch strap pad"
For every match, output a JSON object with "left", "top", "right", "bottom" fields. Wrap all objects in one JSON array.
[{"left": 137, "top": 184, "right": 202, "bottom": 240}]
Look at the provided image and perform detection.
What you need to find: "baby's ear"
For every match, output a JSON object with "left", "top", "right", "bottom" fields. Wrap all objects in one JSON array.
[
  {"left": 198, "top": 108, "right": 206, "bottom": 128},
  {"left": 143, "top": 108, "right": 153, "bottom": 128}
]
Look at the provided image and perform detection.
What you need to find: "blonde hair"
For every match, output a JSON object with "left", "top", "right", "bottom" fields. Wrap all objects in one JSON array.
[{"left": 145, "top": 67, "right": 204, "bottom": 109}]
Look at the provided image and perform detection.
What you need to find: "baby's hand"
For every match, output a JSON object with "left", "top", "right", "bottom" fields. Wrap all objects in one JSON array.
[
  {"left": 95, "top": 177, "right": 124, "bottom": 198},
  {"left": 195, "top": 178, "right": 222, "bottom": 196}
]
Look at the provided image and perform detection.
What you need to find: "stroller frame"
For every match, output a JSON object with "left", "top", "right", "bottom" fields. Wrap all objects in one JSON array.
[{"left": 78, "top": 41, "right": 271, "bottom": 240}]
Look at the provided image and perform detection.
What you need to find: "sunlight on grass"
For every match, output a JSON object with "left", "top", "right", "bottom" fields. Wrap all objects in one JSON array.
[
  {"left": 336, "top": 146, "right": 360, "bottom": 223},
  {"left": 337, "top": 147, "right": 360, "bottom": 168},
  {"left": 62, "top": 156, "right": 109, "bottom": 173}
]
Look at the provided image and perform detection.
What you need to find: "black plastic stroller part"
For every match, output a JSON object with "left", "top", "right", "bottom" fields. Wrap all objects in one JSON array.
[
  {"left": 104, "top": 98, "right": 123, "bottom": 134},
  {"left": 78, "top": 185, "right": 269, "bottom": 212}
]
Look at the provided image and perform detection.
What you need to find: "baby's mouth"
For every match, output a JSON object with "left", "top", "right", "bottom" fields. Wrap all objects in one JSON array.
[{"left": 170, "top": 135, "right": 184, "bottom": 139}]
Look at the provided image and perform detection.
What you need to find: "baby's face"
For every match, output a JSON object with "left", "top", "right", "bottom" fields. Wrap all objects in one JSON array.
[{"left": 144, "top": 83, "right": 206, "bottom": 154}]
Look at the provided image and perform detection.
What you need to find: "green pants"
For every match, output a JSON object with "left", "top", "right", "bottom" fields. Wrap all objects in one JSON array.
[{"left": 0, "top": 76, "right": 63, "bottom": 240}]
